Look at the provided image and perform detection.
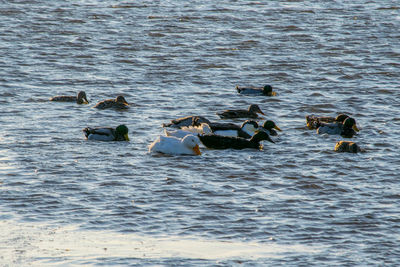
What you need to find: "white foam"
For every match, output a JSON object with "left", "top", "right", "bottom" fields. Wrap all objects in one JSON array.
[{"left": 0, "top": 219, "right": 321, "bottom": 265}]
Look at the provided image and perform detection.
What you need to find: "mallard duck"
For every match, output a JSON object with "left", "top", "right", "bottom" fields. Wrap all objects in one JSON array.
[
  {"left": 82, "top": 124, "right": 129, "bottom": 141},
  {"left": 198, "top": 130, "right": 274, "bottom": 150},
  {"left": 334, "top": 141, "right": 362, "bottom": 153},
  {"left": 149, "top": 135, "right": 201, "bottom": 155},
  {"left": 317, "top": 117, "right": 360, "bottom": 137},
  {"left": 306, "top": 114, "right": 348, "bottom": 130},
  {"left": 93, "top": 95, "right": 129, "bottom": 109},
  {"left": 236, "top": 85, "right": 276, "bottom": 96},
  {"left": 210, "top": 120, "right": 259, "bottom": 138},
  {"left": 260, "top": 120, "right": 282, "bottom": 136},
  {"left": 162, "top": 116, "right": 211, "bottom": 128},
  {"left": 217, "top": 104, "right": 265, "bottom": 119},
  {"left": 165, "top": 123, "right": 212, "bottom": 139},
  {"left": 50, "top": 91, "right": 89, "bottom": 104}
]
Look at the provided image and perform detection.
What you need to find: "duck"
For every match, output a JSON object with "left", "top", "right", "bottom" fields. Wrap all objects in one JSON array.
[
  {"left": 317, "top": 117, "right": 360, "bottom": 137},
  {"left": 210, "top": 120, "right": 259, "bottom": 138},
  {"left": 165, "top": 123, "right": 213, "bottom": 139},
  {"left": 148, "top": 135, "right": 201, "bottom": 156},
  {"left": 198, "top": 130, "right": 274, "bottom": 150},
  {"left": 306, "top": 114, "right": 348, "bottom": 130},
  {"left": 93, "top": 95, "right": 129, "bottom": 109},
  {"left": 236, "top": 84, "right": 276, "bottom": 96},
  {"left": 162, "top": 116, "right": 211, "bottom": 128},
  {"left": 217, "top": 104, "right": 265, "bottom": 119},
  {"left": 50, "top": 91, "right": 89, "bottom": 104},
  {"left": 82, "top": 124, "right": 130, "bottom": 141},
  {"left": 260, "top": 120, "right": 282, "bottom": 136},
  {"left": 334, "top": 141, "right": 362, "bottom": 153},
  {"left": 180, "top": 123, "right": 213, "bottom": 134}
]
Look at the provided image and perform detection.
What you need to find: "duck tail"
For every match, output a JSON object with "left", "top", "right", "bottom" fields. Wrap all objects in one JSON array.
[{"left": 82, "top": 127, "right": 91, "bottom": 138}]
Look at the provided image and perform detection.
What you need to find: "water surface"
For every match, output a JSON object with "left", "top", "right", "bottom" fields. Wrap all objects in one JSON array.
[{"left": 1, "top": 0, "right": 400, "bottom": 266}]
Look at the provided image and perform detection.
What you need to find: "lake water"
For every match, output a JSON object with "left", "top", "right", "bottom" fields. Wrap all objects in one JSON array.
[{"left": 1, "top": 0, "right": 400, "bottom": 265}]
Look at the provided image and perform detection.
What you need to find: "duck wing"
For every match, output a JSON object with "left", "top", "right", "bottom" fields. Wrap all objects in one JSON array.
[
  {"left": 208, "top": 122, "right": 240, "bottom": 131},
  {"left": 163, "top": 116, "right": 210, "bottom": 128},
  {"left": 316, "top": 122, "right": 342, "bottom": 135},
  {"left": 50, "top": 95, "right": 76, "bottom": 102},
  {"left": 83, "top": 127, "right": 115, "bottom": 140},
  {"left": 217, "top": 110, "right": 257, "bottom": 119},
  {"left": 237, "top": 87, "right": 262, "bottom": 95}
]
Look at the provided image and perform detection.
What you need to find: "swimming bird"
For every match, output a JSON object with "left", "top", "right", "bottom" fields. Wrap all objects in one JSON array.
[
  {"left": 180, "top": 123, "right": 213, "bottom": 134},
  {"left": 317, "top": 117, "right": 360, "bottom": 137},
  {"left": 306, "top": 114, "right": 348, "bottom": 130},
  {"left": 50, "top": 91, "right": 89, "bottom": 104},
  {"left": 149, "top": 135, "right": 201, "bottom": 156},
  {"left": 260, "top": 120, "right": 282, "bottom": 136},
  {"left": 198, "top": 130, "right": 274, "bottom": 150},
  {"left": 334, "top": 141, "right": 362, "bottom": 153},
  {"left": 82, "top": 124, "right": 130, "bottom": 141},
  {"left": 217, "top": 104, "right": 265, "bottom": 119},
  {"left": 162, "top": 116, "right": 211, "bottom": 128},
  {"left": 236, "top": 85, "right": 276, "bottom": 96},
  {"left": 93, "top": 95, "right": 129, "bottom": 109},
  {"left": 210, "top": 120, "right": 259, "bottom": 138},
  {"left": 165, "top": 123, "right": 213, "bottom": 139}
]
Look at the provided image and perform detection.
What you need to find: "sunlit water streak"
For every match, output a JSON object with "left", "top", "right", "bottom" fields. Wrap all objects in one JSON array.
[{"left": 1, "top": 0, "right": 400, "bottom": 265}]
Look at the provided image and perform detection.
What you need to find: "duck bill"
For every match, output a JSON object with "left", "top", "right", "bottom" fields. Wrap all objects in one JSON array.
[
  {"left": 83, "top": 97, "right": 89, "bottom": 104},
  {"left": 352, "top": 125, "right": 360, "bottom": 132},
  {"left": 258, "top": 111, "right": 265, "bottom": 115},
  {"left": 271, "top": 92, "right": 277, "bottom": 96},
  {"left": 193, "top": 144, "right": 201, "bottom": 155},
  {"left": 274, "top": 125, "right": 282, "bottom": 131},
  {"left": 124, "top": 134, "right": 130, "bottom": 141}
]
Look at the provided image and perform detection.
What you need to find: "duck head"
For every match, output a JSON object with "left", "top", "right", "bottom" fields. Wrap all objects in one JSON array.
[
  {"left": 262, "top": 85, "right": 276, "bottom": 96},
  {"left": 250, "top": 130, "right": 274, "bottom": 143},
  {"left": 116, "top": 95, "right": 129, "bottom": 105},
  {"left": 343, "top": 117, "right": 359, "bottom": 132},
  {"left": 182, "top": 135, "right": 201, "bottom": 155},
  {"left": 248, "top": 104, "right": 265, "bottom": 115},
  {"left": 262, "top": 120, "right": 282, "bottom": 132},
  {"left": 116, "top": 124, "right": 130, "bottom": 141},
  {"left": 77, "top": 91, "right": 89, "bottom": 104}
]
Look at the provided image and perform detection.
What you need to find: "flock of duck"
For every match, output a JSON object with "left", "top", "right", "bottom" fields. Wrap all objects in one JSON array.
[{"left": 50, "top": 84, "right": 362, "bottom": 156}]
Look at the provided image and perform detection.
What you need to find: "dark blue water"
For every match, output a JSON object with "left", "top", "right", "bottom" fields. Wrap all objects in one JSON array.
[{"left": 1, "top": 0, "right": 399, "bottom": 265}]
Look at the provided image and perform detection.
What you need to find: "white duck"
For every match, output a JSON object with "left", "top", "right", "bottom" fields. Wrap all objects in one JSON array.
[
  {"left": 148, "top": 135, "right": 201, "bottom": 156},
  {"left": 166, "top": 123, "right": 212, "bottom": 138}
]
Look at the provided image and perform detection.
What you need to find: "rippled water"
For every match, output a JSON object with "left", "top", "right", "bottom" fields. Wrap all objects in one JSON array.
[{"left": 1, "top": 0, "right": 400, "bottom": 265}]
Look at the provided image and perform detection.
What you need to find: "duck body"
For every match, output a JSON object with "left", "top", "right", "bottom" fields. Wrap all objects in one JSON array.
[
  {"left": 306, "top": 114, "right": 348, "bottom": 130},
  {"left": 198, "top": 131, "right": 274, "bottom": 150},
  {"left": 217, "top": 104, "right": 265, "bottom": 119},
  {"left": 149, "top": 135, "right": 201, "bottom": 155},
  {"left": 210, "top": 120, "right": 259, "bottom": 138},
  {"left": 83, "top": 125, "right": 129, "bottom": 141},
  {"left": 50, "top": 91, "right": 89, "bottom": 104},
  {"left": 317, "top": 117, "right": 359, "bottom": 137},
  {"left": 94, "top": 95, "right": 129, "bottom": 109},
  {"left": 162, "top": 116, "right": 211, "bottom": 128},
  {"left": 236, "top": 85, "right": 276, "bottom": 96},
  {"left": 334, "top": 141, "right": 362, "bottom": 153}
]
